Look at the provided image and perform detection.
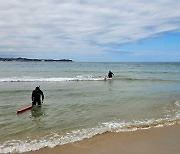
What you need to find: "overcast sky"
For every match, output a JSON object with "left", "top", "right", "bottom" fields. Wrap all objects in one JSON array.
[{"left": 0, "top": 0, "right": 180, "bottom": 62}]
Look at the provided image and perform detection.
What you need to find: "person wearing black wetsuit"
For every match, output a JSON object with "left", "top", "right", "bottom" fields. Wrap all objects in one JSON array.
[
  {"left": 108, "top": 71, "right": 114, "bottom": 78},
  {"left": 32, "top": 87, "right": 44, "bottom": 106}
]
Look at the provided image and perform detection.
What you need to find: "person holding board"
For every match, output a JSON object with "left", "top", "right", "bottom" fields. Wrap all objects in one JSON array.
[
  {"left": 108, "top": 71, "right": 114, "bottom": 78},
  {"left": 32, "top": 86, "right": 44, "bottom": 107},
  {"left": 104, "top": 71, "right": 114, "bottom": 80}
]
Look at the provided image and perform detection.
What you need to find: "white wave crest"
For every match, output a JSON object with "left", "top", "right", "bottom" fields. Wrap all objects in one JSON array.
[{"left": 0, "top": 76, "right": 104, "bottom": 82}]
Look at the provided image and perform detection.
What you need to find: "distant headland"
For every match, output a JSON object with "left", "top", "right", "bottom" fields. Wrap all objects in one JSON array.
[{"left": 0, "top": 57, "right": 73, "bottom": 62}]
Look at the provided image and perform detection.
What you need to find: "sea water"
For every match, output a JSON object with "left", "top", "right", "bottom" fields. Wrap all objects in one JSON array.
[{"left": 0, "top": 62, "right": 180, "bottom": 153}]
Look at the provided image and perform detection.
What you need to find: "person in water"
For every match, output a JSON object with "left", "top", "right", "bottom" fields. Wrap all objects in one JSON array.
[
  {"left": 32, "top": 86, "right": 44, "bottom": 106},
  {"left": 108, "top": 71, "right": 114, "bottom": 78}
]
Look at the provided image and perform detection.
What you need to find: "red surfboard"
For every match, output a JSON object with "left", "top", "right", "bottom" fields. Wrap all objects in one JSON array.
[{"left": 16, "top": 106, "right": 32, "bottom": 114}]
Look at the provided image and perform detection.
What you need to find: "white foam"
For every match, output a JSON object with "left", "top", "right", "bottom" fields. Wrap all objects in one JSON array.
[
  {"left": 0, "top": 77, "right": 73, "bottom": 82},
  {"left": 175, "top": 100, "right": 180, "bottom": 107},
  {"left": 1, "top": 117, "right": 179, "bottom": 153},
  {"left": 0, "top": 76, "right": 104, "bottom": 82}
]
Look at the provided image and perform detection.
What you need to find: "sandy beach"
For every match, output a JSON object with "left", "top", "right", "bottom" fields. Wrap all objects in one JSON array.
[{"left": 24, "top": 124, "right": 180, "bottom": 154}]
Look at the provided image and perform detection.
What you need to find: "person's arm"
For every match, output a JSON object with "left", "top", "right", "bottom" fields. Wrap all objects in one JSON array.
[
  {"left": 32, "top": 91, "right": 34, "bottom": 102},
  {"left": 41, "top": 91, "right": 44, "bottom": 102}
]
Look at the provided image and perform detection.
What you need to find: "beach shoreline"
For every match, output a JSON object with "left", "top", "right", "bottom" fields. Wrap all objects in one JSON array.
[{"left": 24, "top": 124, "right": 180, "bottom": 154}]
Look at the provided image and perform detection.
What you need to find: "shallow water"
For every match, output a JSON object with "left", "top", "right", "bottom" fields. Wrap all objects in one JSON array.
[{"left": 0, "top": 62, "right": 180, "bottom": 153}]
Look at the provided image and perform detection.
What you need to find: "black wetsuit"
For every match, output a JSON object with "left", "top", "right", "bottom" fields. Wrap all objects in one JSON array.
[
  {"left": 108, "top": 71, "right": 114, "bottom": 78},
  {"left": 32, "top": 89, "right": 44, "bottom": 106}
]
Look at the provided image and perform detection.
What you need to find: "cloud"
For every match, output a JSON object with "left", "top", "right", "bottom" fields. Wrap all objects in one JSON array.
[{"left": 0, "top": 0, "right": 180, "bottom": 59}]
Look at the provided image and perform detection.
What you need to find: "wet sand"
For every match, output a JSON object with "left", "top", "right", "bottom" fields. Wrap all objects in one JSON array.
[{"left": 25, "top": 124, "right": 180, "bottom": 154}]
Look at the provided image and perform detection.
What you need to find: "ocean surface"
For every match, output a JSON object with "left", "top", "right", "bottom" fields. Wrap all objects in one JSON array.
[{"left": 0, "top": 62, "right": 180, "bottom": 153}]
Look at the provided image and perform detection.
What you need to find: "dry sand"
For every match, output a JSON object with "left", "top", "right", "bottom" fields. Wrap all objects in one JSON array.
[{"left": 25, "top": 124, "right": 180, "bottom": 154}]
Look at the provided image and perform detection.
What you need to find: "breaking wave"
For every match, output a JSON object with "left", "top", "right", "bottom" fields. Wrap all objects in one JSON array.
[
  {"left": 0, "top": 75, "right": 179, "bottom": 82},
  {"left": 1, "top": 116, "right": 179, "bottom": 153},
  {"left": 0, "top": 76, "right": 104, "bottom": 82}
]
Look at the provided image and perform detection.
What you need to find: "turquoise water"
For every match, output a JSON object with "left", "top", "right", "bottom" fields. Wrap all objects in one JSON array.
[{"left": 0, "top": 62, "right": 180, "bottom": 153}]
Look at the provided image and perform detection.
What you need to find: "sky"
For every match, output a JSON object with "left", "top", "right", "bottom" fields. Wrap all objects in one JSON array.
[{"left": 0, "top": 0, "right": 180, "bottom": 62}]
